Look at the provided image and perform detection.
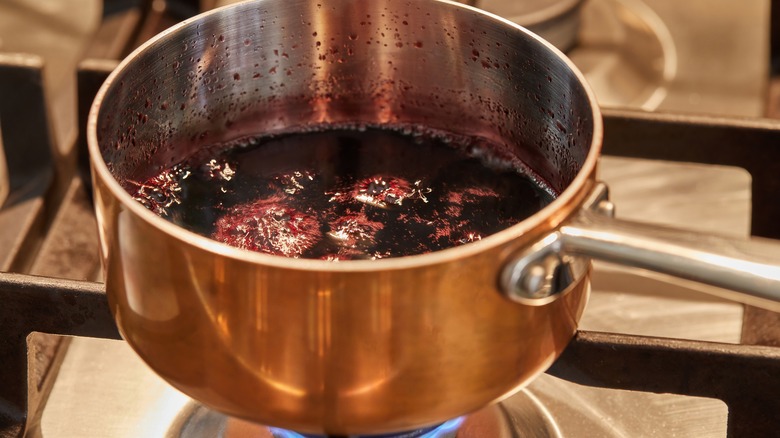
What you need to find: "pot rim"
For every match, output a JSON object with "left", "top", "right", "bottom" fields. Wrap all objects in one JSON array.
[{"left": 87, "top": 0, "right": 603, "bottom": 273}]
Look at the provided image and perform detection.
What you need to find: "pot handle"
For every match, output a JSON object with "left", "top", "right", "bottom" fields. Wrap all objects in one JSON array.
[{"left": 500, "top": 182, "right": 780, "bottom": 312}]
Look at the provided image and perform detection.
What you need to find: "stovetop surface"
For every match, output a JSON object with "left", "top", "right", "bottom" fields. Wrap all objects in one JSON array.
[{"left": 0, "top": 0, "right": 772, "bottom": 437}]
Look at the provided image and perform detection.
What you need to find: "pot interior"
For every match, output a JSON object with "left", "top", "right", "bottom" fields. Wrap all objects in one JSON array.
[{"left": 94, "top": 0, "right": 596, "bottom": 203}]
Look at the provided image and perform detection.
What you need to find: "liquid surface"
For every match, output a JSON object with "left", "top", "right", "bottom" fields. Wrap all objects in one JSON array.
[{"left": 129, "top": 125, "right": 554, "bottom": 260}]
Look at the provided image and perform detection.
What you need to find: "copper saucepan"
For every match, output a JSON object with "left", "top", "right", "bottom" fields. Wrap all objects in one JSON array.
[{"left": 87, "top": 0, "right": 780, "bottom": 434}]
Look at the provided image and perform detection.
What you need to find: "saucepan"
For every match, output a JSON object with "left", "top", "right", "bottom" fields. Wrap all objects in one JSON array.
[{"left": 87, "top": 0, "right": 780, "bottom": 435}]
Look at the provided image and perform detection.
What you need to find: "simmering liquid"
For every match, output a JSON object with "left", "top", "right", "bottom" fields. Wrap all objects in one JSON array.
[{"left": 129, "top": 125, "right": 554, "bottom": 260}]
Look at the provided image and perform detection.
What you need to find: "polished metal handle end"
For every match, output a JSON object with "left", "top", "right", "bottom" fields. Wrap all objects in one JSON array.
[
  {"left": 499, "top": 183, "right": 611, "bottom": 306},
  {"left": 500, "top": 233, "right": 589, "bottom": 305}
]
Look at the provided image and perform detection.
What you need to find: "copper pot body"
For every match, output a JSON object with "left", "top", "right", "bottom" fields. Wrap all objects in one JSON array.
[{"left": 88, "top": 0, "right": 602, "bottom": 434}]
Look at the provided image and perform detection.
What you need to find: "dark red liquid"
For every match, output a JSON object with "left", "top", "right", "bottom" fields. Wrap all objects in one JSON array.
[{"left": 129, "top": 125, "right": 554, "bottom": 260}]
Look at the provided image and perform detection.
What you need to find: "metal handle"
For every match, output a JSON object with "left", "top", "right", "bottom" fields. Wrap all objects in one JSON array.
[{"left": 501, "top": 182, "right": 780, "bottom": 312}]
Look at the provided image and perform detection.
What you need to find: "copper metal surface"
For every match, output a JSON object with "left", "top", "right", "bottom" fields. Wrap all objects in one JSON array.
[{"left": 88, "top": 0, "right": 600, "bottom": 433}]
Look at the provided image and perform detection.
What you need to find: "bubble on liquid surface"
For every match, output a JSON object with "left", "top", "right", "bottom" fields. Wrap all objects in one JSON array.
[
  {"left": 352, "top": 176, "right": 413, "bottom": 208},
  {"left": 275, "top": 170, "right": 316, "bottom": 195},
  {"left": 326, "top": 211, "right": 383, "bottom": 249},
  {"left": 212, "top": 197, "right": 321, "bottom": 258},
  {"left": 129, "top": 165, "right": 191, "bottom": 217}
]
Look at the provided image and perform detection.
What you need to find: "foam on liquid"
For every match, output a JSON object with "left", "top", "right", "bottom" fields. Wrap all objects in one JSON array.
[{"left": 129, "top": 124, "right": 554, "bottom": 260}]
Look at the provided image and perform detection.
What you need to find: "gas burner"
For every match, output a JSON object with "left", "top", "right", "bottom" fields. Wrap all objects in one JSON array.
[
  {"left": 164, "top": 386, "right": 561, "bottom": 438},
  {"left": 269, "top": 418, "right": 463, "bottom": 438}
]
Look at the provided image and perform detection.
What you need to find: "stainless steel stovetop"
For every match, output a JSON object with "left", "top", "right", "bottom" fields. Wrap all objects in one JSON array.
[{"left": 0, "top": 0, "right": 774, "bottom": 437}]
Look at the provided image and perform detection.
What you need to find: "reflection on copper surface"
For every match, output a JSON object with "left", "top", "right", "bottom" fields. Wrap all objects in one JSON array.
[{"left": 309, "top": 288, "right": 332, "bottom": 357}]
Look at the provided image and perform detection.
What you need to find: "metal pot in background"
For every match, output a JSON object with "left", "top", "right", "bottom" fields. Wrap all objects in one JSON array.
[
  {"left": 201, "top": 0, "right": 481, "bottom": 8},
  {"left": 478, "top": 0, "right": 584, "bottom": 51},
  {"left": 205, "top": 0, "right": 583, "bottom": 51}
]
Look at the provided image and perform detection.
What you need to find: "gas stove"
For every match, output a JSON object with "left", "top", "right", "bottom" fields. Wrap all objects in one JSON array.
[{"left": 1, "top": 1, "right": 779, "bottom": 437}]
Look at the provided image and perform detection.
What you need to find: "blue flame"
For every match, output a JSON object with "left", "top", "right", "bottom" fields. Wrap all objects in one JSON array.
[
  {"left": 268, "top": 428, "right": 306, "bottom": 438},
  {"left": 268, "top": 417, "right": 465, "bottom": 438},
  {"left": 420, "top": 417, "right": 465, "bottom": 438}
]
